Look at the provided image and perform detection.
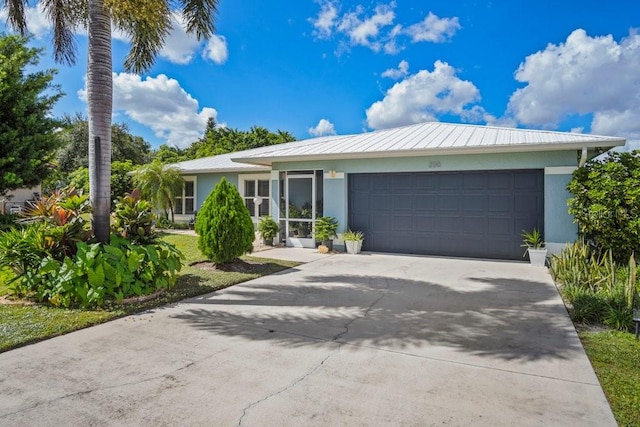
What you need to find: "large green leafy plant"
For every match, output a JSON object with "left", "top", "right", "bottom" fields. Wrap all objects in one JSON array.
[
  {"left": 0, "top": 186, "right": 184, "bottom": 308},
  {"left": 112, "top": 188, "right": 155, "bottom": 244},
  {"left": 196, "top": 177, "right": 255, "bottom": 264},
  {"left": 568, "top": 151, "right": 640, "bottom": 262}
]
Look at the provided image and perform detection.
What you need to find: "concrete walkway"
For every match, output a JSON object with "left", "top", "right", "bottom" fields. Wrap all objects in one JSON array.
[{"left": 0, "top": 253, "right": 615, "bottom": 426}]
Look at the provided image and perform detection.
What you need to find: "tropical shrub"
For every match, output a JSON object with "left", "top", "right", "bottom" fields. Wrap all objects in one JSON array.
[
  {"left": 0, "top": 213, "right": 18, "bottom": 231},
  {"left": 2, "top": 235, "right": 183, "bottom": 308},
  {"left": 0, "top": 223, "right": 49, "bottom": 278},
  {"left": 550, "top": 241, "right": 640, "bottom": 330},
  {"left": 257, "top": 216, "right": 279, "bottom": 240},
  {"left": 315, "top": 216, "right": 338, "bottom": 241},
  {"left": 196, "top": 177, "right": 254, "bottom": 264},
  {"left": 0, "top": 186, "right": 185, "bottom": 308},
  {"left": 567, "top": 151, "right": 640, "bottom": 262},
  {"left": 21, "top": 187, "right": 92, "bottom": 259},
  {"left": 111, "top": 188, "right": 155, "bottom": 244}
]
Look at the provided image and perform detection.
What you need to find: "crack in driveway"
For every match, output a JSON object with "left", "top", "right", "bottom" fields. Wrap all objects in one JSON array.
[
  {"left": 237, "top": 346, "right": 340, "bottom": 426},
  {"left": 0, "top": 331, "right": 273, "bottom": 421}
]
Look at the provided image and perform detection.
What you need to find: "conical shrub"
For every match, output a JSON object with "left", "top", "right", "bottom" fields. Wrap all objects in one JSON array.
[{"left": 195, "top": 177, "right": 255, "bottom": 264}]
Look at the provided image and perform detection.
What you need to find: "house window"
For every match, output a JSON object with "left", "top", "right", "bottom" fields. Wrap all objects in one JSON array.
[
  {"left": 241, "top": 175, "right": 270, "bottom": 219},
  {"left": 174, "top": 178, "right": 196, "bottom": 215}
]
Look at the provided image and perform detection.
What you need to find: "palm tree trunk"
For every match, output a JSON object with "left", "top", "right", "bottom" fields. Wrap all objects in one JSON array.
[{"left": 87, "top": 0, "right": 113, "bottom": 243}]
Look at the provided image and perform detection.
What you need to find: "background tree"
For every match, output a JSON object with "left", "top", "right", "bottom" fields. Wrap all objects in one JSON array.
[
  {"left": 133, "top": 162, "right": 184, "bottom": 222},
  {"left": 184, "top": 119, "right": 296, "bottom": 159},
  {"left": 3, "top": 0, "right": 220, "bottom": 242},
  {"left": 56, "top": 115, "right": 151, "bottom": 172},
  {"left": 53, "top": 160, "right": 134, "bottom": 208},
  {"left": 0, "top": 34, "right": 62, "bottom": 196},
  {"left": 195, "top": 177, "right": 255, "bottom": 265},
  {"left": 152, "top": 143, "right": 188, "bottom": 164},
  {"left": 567, "top": 151, "right": 640, "bottom": 262}
]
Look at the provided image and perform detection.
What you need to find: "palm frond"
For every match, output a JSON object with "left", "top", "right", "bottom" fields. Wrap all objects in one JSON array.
[
  {"left": 41, "top": 0, "right": 82, "bottom": 65},
  {"left": 179, "top": 0, "right": 218, "bottom": 39},
  {"left": 111, "top": 0, "right": 171, "bottom": 73},
  {"left": 2, "top": 0, "right": 28, "bottom": 35}
]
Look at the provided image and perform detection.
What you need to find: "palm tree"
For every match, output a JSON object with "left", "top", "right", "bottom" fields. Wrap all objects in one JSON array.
[
  {"left": 2, "top": 0, "right": 220, "bottom": 242},
  {"left": 133, "top": 161, "right": 185, "bottom": 223}
]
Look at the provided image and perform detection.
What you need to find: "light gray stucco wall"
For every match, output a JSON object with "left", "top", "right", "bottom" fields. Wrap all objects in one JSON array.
[
  {"left": 272, "top": 150, "right": 580, "bottom": 246},
  {"left": 544, "top": 172, "right": 578, "bottom": 249},
  {"left": 194, "top": 173, "right": 238, "bottom": 211}
]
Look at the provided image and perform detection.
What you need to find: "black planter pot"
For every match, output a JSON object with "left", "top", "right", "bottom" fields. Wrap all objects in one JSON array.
[{"left": 321, "top": 240, "right": 333, "bottom": 251}]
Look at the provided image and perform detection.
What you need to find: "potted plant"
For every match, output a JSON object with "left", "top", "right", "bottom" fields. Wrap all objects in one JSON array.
[
  {"left": 258, "top": 216, "right": 280, "bottom": 246},
  {"left": 521, "top": 228, "right": 547, "bottom": 266},
  {"left": 343, "top": 229, "right": 364, "bottom": 254},
  {"left": 315, "top": 216, "right": 339, "bottom": 251}
]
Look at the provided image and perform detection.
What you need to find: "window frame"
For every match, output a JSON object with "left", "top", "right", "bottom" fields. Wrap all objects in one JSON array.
[
  {"left": 174, "top": 175, "right": 197, "bottom": 217},
  {"left": 239, "top": 174, "right": 272, "bottom": 220}
]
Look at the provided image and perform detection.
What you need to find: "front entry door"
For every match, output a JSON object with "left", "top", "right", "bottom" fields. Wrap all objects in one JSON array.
[{"left": 286, "top": 173, "right": 316, "bottom": 248}]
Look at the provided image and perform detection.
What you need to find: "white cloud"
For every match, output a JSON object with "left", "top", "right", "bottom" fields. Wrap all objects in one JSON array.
[
  {"left": 406, "top": 12, "right": 460, "bottom": 43},
  {"left": 507, "top": 29, "right": 640, "bottom": 138},
  {"left": 366, "top": 60, "right": 483, "bottom": 129},
  {"left": 309, "top": 2, "right": 459, "bottom": 55},
  {"left": 0, "top": 4, "right": 52, "bottom": 38},
  {"left": 338, "top": 3, "right": 395, "bottom": 52},
  {"left": 308, "top": 119, "right": 336, "bottom": 136},
  {"left": 310, "top": 0, "right": 339, "bottom": 39},
  {"left": 382, "top": 59, "right": 409, "bottom": 79},
  {"left": 79, "top": 73, "right": 217, "bottom": 147},
  {"left": 203, "top": 34, "right": 228, "bottom": 64},
  {"left": 158, "top": 12, "right": 202, "bottom": 64}
]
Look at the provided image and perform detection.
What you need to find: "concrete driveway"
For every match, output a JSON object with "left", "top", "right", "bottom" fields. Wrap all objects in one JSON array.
[{"left": 0, "top": 253, "right": 615, "bottom": 426}]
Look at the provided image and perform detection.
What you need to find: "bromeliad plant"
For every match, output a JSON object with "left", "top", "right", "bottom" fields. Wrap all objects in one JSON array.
[{"left": 20, "top": 187, "right": 92, "bottom": 259}]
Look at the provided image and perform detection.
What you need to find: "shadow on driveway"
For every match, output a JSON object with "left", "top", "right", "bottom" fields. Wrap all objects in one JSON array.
[{"left": 172, "top": 267, "right": 578, "bottom": 362}]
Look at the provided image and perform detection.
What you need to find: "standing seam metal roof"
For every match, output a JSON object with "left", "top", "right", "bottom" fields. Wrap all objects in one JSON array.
[
  {"left": 172, "top": 121, "right": 625, "bottom": 172},
  {"left": 233, "top": 121, "right": 625, "bottom": 164}
]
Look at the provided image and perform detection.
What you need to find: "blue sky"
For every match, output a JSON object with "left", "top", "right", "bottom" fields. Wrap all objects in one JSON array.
[{"left": 2, "top": 1, "right": 640, "bottom": 149}]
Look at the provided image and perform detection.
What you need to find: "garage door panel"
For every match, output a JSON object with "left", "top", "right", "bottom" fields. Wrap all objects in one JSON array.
[
  {"left": 437, "top": 217, "right": 461, "bottom": 233},
  {"left": 438, "top": 195, "right": 460, "bottom": 211},
  {"left": 392, "top": 215, "right": 413, "bottom": 231},
  {"left": 514, "top": 171, "right": 541, "bottom": 189},
  {"left": 414, "top": 196, "right": 436, "bottom": 211},
  {"left": 439, "top": 174, "right": 462, "bottom": 189},
  {"left": 371, "top": 194, "right": 388, "bottom": 210},
  {"left": 415, "top": 175, "right": 438, "bottom": 190},
  {"left": 462, "top": 217, "right": 487, "bottom": 234},
  {"left": 348, "top": 170, "right": 543, "bottom": 260},
  {"left": 488, "top": 173, "right": 512, "bottom": 190},
  {"left": 463, "top": 173, "right": 485, "bottom": 189},
  {"left": 487, "top": 217, "right": 512, "bottom": 235},
  {"left": 371, "top": 174, "right": 390, "bottom": 188},
  {"left": 463, "top": 195, "right": 485, "bottom": 212},
  {"left": 515, "top": 194, "right": 541, "bottom": 212},
  {"left": 392, "top": 195, "right": 413, "bottom": 210},
  {"left": 413, "top": 215, "right": 437, "bottom": 232},
  {"left": 392, "top": 174, "right": 414, "bottom": 190}
]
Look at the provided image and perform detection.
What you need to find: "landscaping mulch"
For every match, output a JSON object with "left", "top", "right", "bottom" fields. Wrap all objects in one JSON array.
[{"left": 190, "top": 258, "right": 269, "bottom": 274}]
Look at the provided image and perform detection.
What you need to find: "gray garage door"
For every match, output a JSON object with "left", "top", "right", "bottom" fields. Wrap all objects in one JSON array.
[{"left": 348, "top": 170, "right": 544, "bottom": 260}]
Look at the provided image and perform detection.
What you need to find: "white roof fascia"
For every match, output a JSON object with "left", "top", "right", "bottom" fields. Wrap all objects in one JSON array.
[{"left": 233, "top": 139, "right": 626, "bottom": 166}]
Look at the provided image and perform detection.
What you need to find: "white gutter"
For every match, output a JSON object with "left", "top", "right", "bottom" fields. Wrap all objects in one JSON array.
[{"left": 579, "top": 146, "right": 588, "bottom": 167}]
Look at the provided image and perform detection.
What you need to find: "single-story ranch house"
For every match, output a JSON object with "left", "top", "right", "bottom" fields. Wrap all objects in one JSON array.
[{"left": 170, "top": 121, "right": 625, "bottom": 260}]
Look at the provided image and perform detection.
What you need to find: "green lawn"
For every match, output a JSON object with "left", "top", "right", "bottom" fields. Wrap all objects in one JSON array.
[
  {"left": 579, "top": 330, "right": 640, "bottom": 427},
  {"left": 0, "top": 232, "right": 299, "bottom": 353}
]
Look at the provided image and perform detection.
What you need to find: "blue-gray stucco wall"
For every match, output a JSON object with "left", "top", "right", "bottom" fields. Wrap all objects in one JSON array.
[
  {"left": 271, "top": 150, "right": 579, "bottom": 246},
  {"left": 187, "top": 150, "right": 580, "bottom": 248}
]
